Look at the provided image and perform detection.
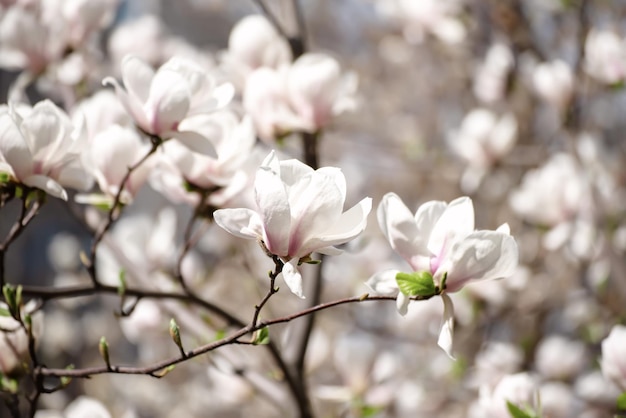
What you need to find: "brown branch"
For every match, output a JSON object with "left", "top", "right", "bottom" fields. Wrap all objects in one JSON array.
[
  {"left": 36, "top": 293, "right": 430, "bottom": 379},
  {"left": 85, "top": 138, "right": 160, "bottom": 287}
]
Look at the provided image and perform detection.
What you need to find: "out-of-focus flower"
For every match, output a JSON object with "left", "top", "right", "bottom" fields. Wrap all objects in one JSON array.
[
  {"left": 104, "top": 55, "right": 234, "bottom": 145},
  {"left": 534, "top": 335, "right": 587, "bottom": 380},
  {"left": 532, "top": 60, "right": 574, "bottom": 110},
  {"left": 377, "top": 0, "right": 466, "bottom": 44},
  {"left": 76, "top": 124, "right": 154, "bottom": 205},
  {"left": 222, "top": 14, "right": 292, "bottom": 86},
  {"left": 72, "top": 89, "right": 132, "bottom": 139},
  {"left": 600, "top": 324, "right": 626, "bottom": 391},
  {"left": 448, "top": 108, "right": 517, "bottom": 192},
  {"left": 368, "top": 193, "right": 518, "bottom": 357},
  {"left": 35, "top": 396, "right": 112, "bottom": 418},
  {"left": 509, "top": 153, "right": 593, "bottom": 253},
  {"left": 475, "top": 373, "right": 540, "bottom": 418},
  {"left": 286, "top": 53, "right": 358, "bottom": 131},
  {"left": 0, "top": 100, "right": 93, "bottom": 200},
  {"left": 243, "top": 53, "right": 357, "bottom": 141},
  {"left": 584, "top": 29, "right": 626, "bottom": 85},
  {"left": 0, "top": 4, "right": 65, "bottom": 72},
  {"left": 153, "top": 110, "right": 254, "bottom": 207},
  {"left": 214, "top": 151, "right": 372, "bottom": 298},
  {"left": 473, "top": 42, "right": 514, "bottom": 103},
  {"left": 61, "top": 0, "right": 119, "bottom": 48},
  {"left": 108, "top": 15, "right": 166, "bottom": 67},
  {"left": 0, "top": 300, "right": 43, "bottom": 375}
]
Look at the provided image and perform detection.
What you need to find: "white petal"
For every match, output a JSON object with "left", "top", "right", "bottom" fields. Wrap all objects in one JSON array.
[
  {"left": 438, "top": 293, "right": 456, "bottom": 359},
  {"left": 145, "top": 70, "right": 191, "bottom": 134},
  {"left": 443, "top": 230, "right": 519, "bottom": 292},
  {"left": 278, "top": 157, "right": 314, "bottom": 187},
  {"left": 22, "top": 174, "right": 67, "bottom": 200},
  {"left": 377, "top": 193, "right": 422, "bottom": 268},
  {"left": 213, "top": 208, "right": 262, "bottom": 240},
  {"left": 0, "top": 113, "right": 32, "bottom": 179},
  {"left": 428, "top": 196, "right": 475, "bottom": 256},
  {"left": 172, "top": 130, "right": 217, "bottom": 157},
  {"left": 287, "top": 168, "right": 346, "bottom": 256},
  {"left": 396, "top": 292, "right": 410, "bottom": 316},
  {"left": 255, "top": 164, "right": 291, "bottom": 256},
  {"left": 103, "top": 76, "right": 150, "bottom": 132},
  {"left": 120, "top": 55, "right": 154, "bottom": 103},
  {"left": 365, "top": 269, "right": 401, "bottom": 296},
  {"left": 281, "top": 259, "right": 305, "bottom": 298},
  {"left": 298, "top": 197, "right": 372, "bottom": 256}
]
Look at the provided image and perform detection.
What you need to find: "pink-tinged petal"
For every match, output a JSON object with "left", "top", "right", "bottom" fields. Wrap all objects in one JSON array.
[
  {"left": 255, "top": 164, "right": 291, "bottom": 256},
  {"left": 103, "top": 77, "right": 150, "bottom": 133},
  {"left": 441, "top": 230, "right": 519, "bottom": 292},
  {"left": 287, "top": 169, "right": 346, "bottom": 256},
  {"left": 298, "top": 197, "right": 372, "bottom": 256},
  {"left": 414, "top": 200, "right": 447, "bottom": 249},
  {"left": 396, "top": 292, "right": 410, "bottom": 316},
  {"left": 365, "top": 269, "right": 401, "bottom": 296},
  {"left": 144, "top": 70, "right": 191, "bottom": 134},
  {"left": 55, "top": 159, "right": 94, "bottom": 191},
  {"left": 0, "top": 113, "right": 32, "bottom": 179},
  {"left": 438, "top": 293, "right": 456, "bottom": 359},
  {"left": 279, "top": 158, "right": 314, "bottom": 187},
  {"left": 428, "top": 196, "right": 475, "bottom": 256},
  {"left": 22, "top": 174, "right": 67, "bottom": 200},
  {"left": 171, "top": 130, "right": 217, "bottom": 157},
  {"left": 377, "top": 193, "right": 423, "bottom": 269},
  {"left": 120, "top": 55, "right": 154, "bottom": 103},
  {"left": 281, "top": 259, "right": 305, "bottom": 298},
  {"left": 213, "top": 208, "right": 263, "bottom": 240},
  {"left": 20, "top": 101, "right": 65, "bottom": 164},
  {"left": 315, "top": 246, "right": 343, "bottom": 256}
]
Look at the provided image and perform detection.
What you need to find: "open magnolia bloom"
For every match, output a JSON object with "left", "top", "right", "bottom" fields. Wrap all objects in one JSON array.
[
  {"left": 103, "top": 55, "right": 234, "bottom": 151},
  {"left": 0, "top": 100, "right": 92, "bottom": 200},
  {"left": 214, "top": 151, "right": 372, "bottom": 298},
  {"left": 367, "top": 193, "right": 518, "bottom": 358}
]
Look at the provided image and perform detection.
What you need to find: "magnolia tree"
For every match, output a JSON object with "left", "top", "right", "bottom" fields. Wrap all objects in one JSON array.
[{"left": 0, "top": 0, "right": 625, "bottom": 417}]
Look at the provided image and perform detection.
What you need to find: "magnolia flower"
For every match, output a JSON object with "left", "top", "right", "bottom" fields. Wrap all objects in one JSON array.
[
  {"left": 223, "top": 14, "right": 292, "bottom": 86},
  {"left": 475, "top": 373, "right": 540, "bottom": 418},
  {"left": 367, "top": 193, "right": 518, "bottom": 357},
  {"left": 448, "top": 108, "right": 517, "bottom": 192},
  {"left": 152, "top": 110, "right": 255, "bottom": 207},
  {"left": 473, "top": 42, "right": 514, "bottom": 103},
  {"left": 214, "top": 151, "right": 372, "bottom": 298},
  {"left": 76, "top": 124, "right": 153, "bottom": 205},
  {"left": 532, "top": 60, "right": 574, "bottom": 110},
  {"left": 601, "top": 324, "right": 626, "bottom": 391},
  {"left": 103, "top": 55, "right": 234, "bottom": 147},
  {"left": 584, "top": 29, "right": 626, "bottom": 85},
  {"left": 62, "top": 0, "right": 119, "bottom": 48},
  {"left": 243, "top": 53, "right": 357, "bottom": 141},
  {"left": 0, "top": 100, "right": 92, "bottom": 200}
]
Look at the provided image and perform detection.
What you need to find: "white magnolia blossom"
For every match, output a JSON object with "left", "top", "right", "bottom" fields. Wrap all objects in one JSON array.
[
  {"left": 600, "top": 324, "right": 626, "bottom": 391},
  {"left": 223, "top": 14, "right": 292, "bottom": 86},
  {"left": 0, "top": 3, "right": 66, "bottom": 72},
  {"left": 61, "top": 0, "right": 119, "bottom": 48},
  {"left": 104, "top": 55, "right": 234, "bottom": 147},
  {"left": 0, "top": 100, "right": 92, "bottom": 200},
  {"left": 473, "top": 42, "right": 514, "bottom": 103},
  {"left": 534, "top": 335, "right": 587, "bottom": 380},
  {"left": 35, "top": 396, "right": 112, "bottom": 418},
  {"left": 0, "top": 300, "right": 43, "bottom": 375},
  {"left": 107, "top": 15, "right": 166, "bottom": 67},
  {"left": 584, "top": 29, "right": 626, "bottom": 85},
  {"left": 448, "top": 108, "right": 517, "bottom": 192},
  {"left": 243, "top": 53, "right": 357, "bottom": 141},
  {"left": 214, "top": 151, "right": 372, "bottom": 298},
  {"left": 532, "top": 59, "right": 574, "bottom": 110},
  {"left": 367, "top": 193, "right": 518, "bottom": 357},
  {"left": 377, "top": 0, "right": 466, "bottom": 44},
  {"left": 474, "top": 373, "right": 540, "bottom": 418},
  {"left": 77, "top": 124, "right": 153, "bottom": 205},
  {"left": 509, "top": 153, "right": 593, "bottom": 253}
]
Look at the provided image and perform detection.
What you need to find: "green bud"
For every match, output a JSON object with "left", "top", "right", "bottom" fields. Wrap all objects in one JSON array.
[
  {"left": 169, "top": 319, "right": 185, "bottom": 357},
  {"left": 252, "top": 326, "right": 270, "bottom": 345},
  {"left": 99, "top": 337, "right": 111, "bottom": 369}
]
